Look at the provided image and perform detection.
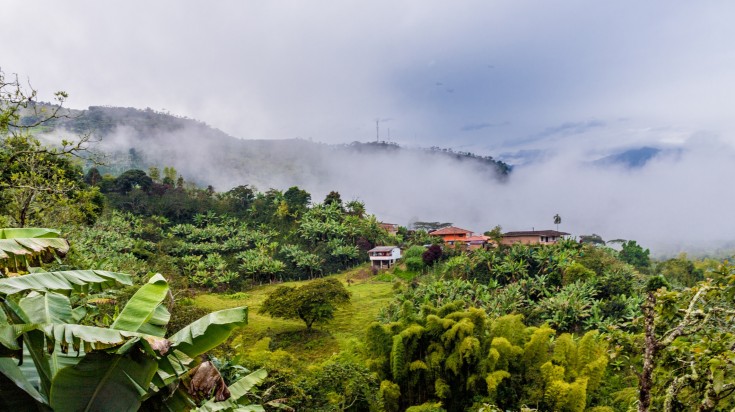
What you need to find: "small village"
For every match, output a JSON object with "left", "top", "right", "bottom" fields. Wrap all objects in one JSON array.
[{"left": 369, "top": 224, "right": 570, "bottom": 269}]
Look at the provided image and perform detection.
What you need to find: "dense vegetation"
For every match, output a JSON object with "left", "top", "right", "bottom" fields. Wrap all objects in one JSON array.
[{"left": 2, "top": 73, "right": 735, "bottom": 411}]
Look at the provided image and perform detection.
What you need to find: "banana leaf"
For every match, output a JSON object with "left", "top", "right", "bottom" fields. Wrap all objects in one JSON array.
[
  {"left": 49, "top": 351, "right": 158, "bottom": 412},
  {"left": 0, "top": 228, "right": 62, "bottom": 239},
  {"left": 19, "top": 292, "right": 74, "bottom": 324},
  {"left": 111, "top": 274, "right": 169, "bottom": 336},
  {"left": 137, "top": 304, "right": 171, "bottom": 337},
  {"left": 0, "top": 270, "right": 132, "bottom": 296},
  {"left": 168, "top": 307, "right": 248, "bottom": 358},
  {"left": 0, "top": 228, "right": 69, "bottom": 261}
]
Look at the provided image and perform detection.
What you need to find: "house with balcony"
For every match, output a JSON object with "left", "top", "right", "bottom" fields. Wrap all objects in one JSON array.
[
  {"left": 368, "top": 246, "right": 401, "bottom": 269},
  {"left": 501, "top": 230, "right": 570, "bottom": 245}
]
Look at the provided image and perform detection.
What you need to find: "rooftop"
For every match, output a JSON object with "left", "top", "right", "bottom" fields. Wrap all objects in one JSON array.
[
  {"left": 503, "top": 230, "right": 570, "bottom": 237},
  {"left": 368, "top": 246, "right": 399, "bottom": 252},
  {"left": 429, "top": 226, "right": 473, "bottom": 236}
]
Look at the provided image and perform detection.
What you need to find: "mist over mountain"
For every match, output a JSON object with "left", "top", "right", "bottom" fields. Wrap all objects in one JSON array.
[{"left": 35, "top": 105, "right": 735, "bottom": 257}]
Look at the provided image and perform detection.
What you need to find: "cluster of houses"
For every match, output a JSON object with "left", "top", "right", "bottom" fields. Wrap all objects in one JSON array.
[{"left": 368, "top": 224, "right": 569, "bottom": 269}]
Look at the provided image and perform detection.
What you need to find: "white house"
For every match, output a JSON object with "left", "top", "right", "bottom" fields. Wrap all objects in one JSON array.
[{"left": 368, "top": 246, "right": 401, "bottom": 269}]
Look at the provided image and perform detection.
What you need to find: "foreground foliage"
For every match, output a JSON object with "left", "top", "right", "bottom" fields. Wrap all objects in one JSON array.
[
  {"left": 366, "top": 301, "right": 608, "bottom": 411},
  {"left": 0, "top": 230, "right": 250, "bottom": 411}
]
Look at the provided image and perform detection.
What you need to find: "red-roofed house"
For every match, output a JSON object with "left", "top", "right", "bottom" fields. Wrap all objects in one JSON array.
[
  {"left": 429, "top": 226, "right": 473, "bottom": 245},
  {"left": 501, "top": 230, "right": 570, "bottom": 246}
]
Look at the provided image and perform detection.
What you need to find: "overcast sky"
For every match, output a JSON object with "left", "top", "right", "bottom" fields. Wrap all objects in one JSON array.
[
  {"left": 4, "top": 1, "right": 734, "bottom": 151},
  {"left": 4, "top": 1, "right": 735, "bottom": 253}
]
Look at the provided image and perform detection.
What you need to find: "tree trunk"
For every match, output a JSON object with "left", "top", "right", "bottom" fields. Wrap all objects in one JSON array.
[{"left": 639, "top": 291, "right": 657, "bottom": 412}]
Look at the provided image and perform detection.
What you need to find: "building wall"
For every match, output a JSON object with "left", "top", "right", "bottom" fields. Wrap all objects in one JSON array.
[
  {"left": 501, "top": 235, "right": 560, "bottom": 245},
  {"left": 437, "top": 234, "right": 470, "bottom": 243}
]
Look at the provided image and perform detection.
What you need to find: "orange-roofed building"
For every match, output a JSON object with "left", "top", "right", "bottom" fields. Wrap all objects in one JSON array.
[{"left": 429, "top": 226, "right": 474, "bottom": 245}]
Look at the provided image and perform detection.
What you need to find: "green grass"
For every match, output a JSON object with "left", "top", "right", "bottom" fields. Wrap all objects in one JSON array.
[{"left": 194, "top": 265, "right": 395, "bottom": 363}]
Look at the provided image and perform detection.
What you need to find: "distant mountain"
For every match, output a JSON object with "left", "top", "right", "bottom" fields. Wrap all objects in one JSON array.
[
  {"left": 594, "top": 146, "right": 663, "bottom": 168},
  {"left": 33, "top": 105, "right": 510, "bottom": 192}
]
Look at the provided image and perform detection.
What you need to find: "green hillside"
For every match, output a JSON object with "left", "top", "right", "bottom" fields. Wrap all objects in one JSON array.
[{"left": 195, "top": 265, "right": 394, "bottom": 363}]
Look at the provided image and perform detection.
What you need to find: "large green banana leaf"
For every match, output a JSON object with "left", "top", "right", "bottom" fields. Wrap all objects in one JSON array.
[
  {"left": 137, "top": 304, "right": 171, "bottom": 337},
  {"left": 19, "top": 292, "right": 74, "bottom": 324},
  {"left": 0, "top": 228, "right": 69, "bottom": 260},
  {"left": 168, "top": 307, "right": 248, "bottom": 358},
  {"left": 49, "top": 351, "right": 158, "bottom": 412},
  {"left": 111, "top": 274, "right": 169, "bottom": 336},
  {"left": 0, "top": 323, "right": 165, "bottom": 355},
  {"left": 0, "top": 228, "right": 62, "bottom": 239},
  {"left": 0, "top": 270, "right": 132, "bottom": 295}
]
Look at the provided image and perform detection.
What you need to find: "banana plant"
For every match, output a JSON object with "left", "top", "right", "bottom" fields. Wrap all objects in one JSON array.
[
  {"left": 0, "top": 228, "right": 69, "bottom": 273},
  {"left": 0, "top": 268, "right": 249, "bottom": 411}
]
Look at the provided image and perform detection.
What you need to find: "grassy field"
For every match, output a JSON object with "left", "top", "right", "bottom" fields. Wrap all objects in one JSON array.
[{"left": 194, "top": 265, "right": 396, "bottom": 363}]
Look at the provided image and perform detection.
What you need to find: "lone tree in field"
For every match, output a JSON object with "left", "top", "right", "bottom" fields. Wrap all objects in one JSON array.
[{"left": 259, "top": 277, "right": 351, "bottom": 331}]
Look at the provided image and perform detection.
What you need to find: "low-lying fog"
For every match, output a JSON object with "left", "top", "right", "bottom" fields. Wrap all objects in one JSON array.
[{"left": 65, "top": 121, "right": 735, "bottom": 257}]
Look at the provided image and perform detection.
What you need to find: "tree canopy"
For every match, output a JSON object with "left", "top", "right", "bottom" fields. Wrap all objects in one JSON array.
[{"left": 259, "top": 278, "right": 351, "bottom": 331}]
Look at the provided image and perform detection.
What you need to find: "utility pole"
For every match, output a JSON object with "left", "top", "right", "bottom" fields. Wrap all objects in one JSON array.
[{"left": 375, "top": 118, "right": 380, "bottom": 142}]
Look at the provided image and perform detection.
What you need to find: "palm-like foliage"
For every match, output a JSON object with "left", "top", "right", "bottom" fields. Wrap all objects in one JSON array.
[
  {"left": 0, "top": 228, "right": 69, "bottom": 272},
  {"left": 0, "top": 233, "right": 250, "bottom": 411}
]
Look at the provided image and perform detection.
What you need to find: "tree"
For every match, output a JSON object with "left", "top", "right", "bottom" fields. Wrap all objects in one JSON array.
[
  {"left": 83, "top": 167, "right": 102, "bottom": 186},
  {"left": 112, "top": 169, "right": 153, "bottom": 193},
  {"left": 365, "top": 304, "right": 609, "bottom": 411},
  {"left": 412, "top": 221, "right": 452, "bottom": 232},
  {"left": 1, "top": 70, "right": 99, "bottom": 227},
  {"left": 553, "top": 213, "right": 562, "bottom": 231},
  {"left": 619, "top": 240, "right": 650, "bottom": 271},
  {"left": 422, "top": 244, "right": 442, "bottom": 266},
  {"left": 484, "top": 225, "right": 503, "bottom": 245},
  {"left": 220, "top": 184, "right": 255, "bottom": 215},
  {"left": 324, "top": 190, "right": 343, "bottom": 208},
  {"left": 635, "top": 268, "right": 735, "bottom": 412},
  {"left": 259, "top": 278, "right": 350, "bottom": 331},
  {"left": 579, "top": 233, "right": 606, "bottom": 245},
  {"left": 148, "top": 166, "right": 161, "bottom": 183},
  {"left": 1, "top": 138, "right": 98, "bottom": 227},
  {"left": 162, "top": 166, "right": 177, "bottom": 186},
  {"left": 283, "top": 186, "right": 311, "bottom": 216},
  {"left": 345, "top": 199, "right": 366, "bottom": 218}
]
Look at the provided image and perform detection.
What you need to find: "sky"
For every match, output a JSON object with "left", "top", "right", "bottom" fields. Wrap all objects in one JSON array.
[{"left": 4, "top": 1, "right": 735, "bottom": 254}]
